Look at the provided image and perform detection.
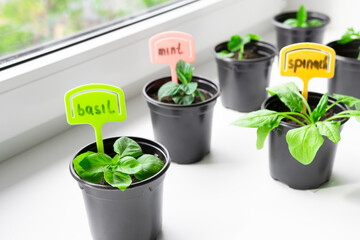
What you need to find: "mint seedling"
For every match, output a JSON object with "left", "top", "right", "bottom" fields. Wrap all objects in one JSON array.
[
  {"left": 217, "top": 33, "right": 260, "bottom": 60},
  {"left": 283, "top": 5, "right": 323, "bottom": 28},
  {"left": 158, "top": 60, "right": 205, "bottom": 105},
  {"left": 73, "top": 137, "right": 164, "bottom": 191},
  {"left": 337, "top": 28, "right": 360, "bottom": 60},
  {"left": 232, "top": 82, "right": 360, "bottom": 165}
]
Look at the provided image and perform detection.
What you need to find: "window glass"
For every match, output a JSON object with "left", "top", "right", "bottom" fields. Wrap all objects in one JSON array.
[{"left": 0, "top": 0, "right": 174, "bottom": 60}]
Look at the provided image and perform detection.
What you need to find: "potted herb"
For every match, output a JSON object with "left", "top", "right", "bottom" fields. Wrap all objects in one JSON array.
[
  {"left": 232, "top": 82, "right": 360, "bottom": 189},
  {"left": 143, "top": 60, "right": 220, "bottom": 164},
  {"left": 213, "top": 34, "right": 276, "bottom": 112},
  {"left": 70, "top": 136, "right": 170, "bottom": 240},
  {"left": 327, "top": 28, "right": 360, "bottom": 98},
  {"left": 273, "top": 5, "right": 330, "bottom": 50}
]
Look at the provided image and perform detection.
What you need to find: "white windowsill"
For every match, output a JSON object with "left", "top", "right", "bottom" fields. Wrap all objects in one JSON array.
[
  {"left": 1, "top": 1, "right": 360, "bottom": 239},
  {"left": 1, "top": 38, "right": 360, "bottom": 238}
]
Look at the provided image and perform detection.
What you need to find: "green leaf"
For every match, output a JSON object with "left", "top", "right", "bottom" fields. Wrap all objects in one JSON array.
[
  {"left": 266, "top": 82, "right": 304, "bottom": 112},
  {"left": 332, "top": 93, "right": 360, "bottom": 108},
  {"left": 104, "top": 171, "right": 132, "bottom": 191},
  {"left": 176, "top": 60, "right": 194, "bottom": 84},
  {"left": 286, "top": 124, "right": 324, "bottom": 165},
  {"left": 158, "top": 81, "right": 180, "bottom": 101},
  {"left": 180, "top": 82, "right": 197, "bottom": 95},
  {"left": 338, "top": 28, "right": 360, "bottom": 44},
  {"left": 316, "top": 121, "right": 341, "bottom": 143},
  {"left": 115, "top": 156, "right": 141, "bottom": 174},
  {"left": 217, "top": 50, "right": 234, "bottom": 59},
  {"left": 227, "top": 35, "right": 242, "bottom": 52},
  {"left": 173, "top": 94, "right": 194, "bottom": 105},
  {"left": 247, "top": 33, "right": 261, "bottom": 41},
  {"left": 194, "top": 89, "right": 205, "bottom": 101},
  {"left": 297, "top": 5, "right": 307, "bottom": 25},
  {"left": 114, "top": 137, "right": 142, "bottom": 158},
  {"left": 79, "top": 153, "right": 113, "bottom": 173},
  {"left": 256, "top": 116, "right": 283, "bottom": 150},
  {"left": 134, "top": 154, "right": 165, "bottom": 181},
  {"left": 283, "top": 18, "right": 299, "bottom": 27},
  {"left": 73, "top": 151, "right": 102, "bottom": 184},
  {"left": 311, "top": 93, "right": 328, "bottom": 122},
  {"left": 231, "top": 109, "right": 283, "bottom": 128},
  {"left": 307, "top": 19, "right": 323, "bottom": 27}
]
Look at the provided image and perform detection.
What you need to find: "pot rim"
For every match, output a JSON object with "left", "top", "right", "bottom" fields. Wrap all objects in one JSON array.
[
  {"left": 212, "top": 40, "right": 277, "bottom": 63},
  {"left": 327, "top": 40, "right": 360, "bottom": 64},
  {"left": 273, "top": 11, "right": 330, "bottom": 30},
  {"left": 142, "top": 75, "right": 220, "bottom": 108},
  {"left": 69, "top": 136, "right": 171, "bottom": 191},
  {"left": 261, "top": 91, "right": 350, "bottom": 129}
]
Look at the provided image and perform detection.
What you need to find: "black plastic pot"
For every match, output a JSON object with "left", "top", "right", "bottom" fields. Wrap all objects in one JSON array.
[
  {"left": 273, "top": 11, "right": 330, "bottom": 51},
  {"left": 327, "top": 40, "right": 360, "bottom": 98},
  {"left": 143, "top": 76, "right": 219, "bottom": 164},
  {"left": 262, "top": 92, "right": 349, "bottom": 190},
  {"left": 70, "top": 137, "right": 170, "bottom": 240},
  {"left": 213, "top": 40, "right": 276, "bottom": 112}
]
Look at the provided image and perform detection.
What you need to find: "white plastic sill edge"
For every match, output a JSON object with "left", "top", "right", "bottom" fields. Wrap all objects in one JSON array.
[{"left": 0, "top": 0, "right": 286, "bottom": 162}]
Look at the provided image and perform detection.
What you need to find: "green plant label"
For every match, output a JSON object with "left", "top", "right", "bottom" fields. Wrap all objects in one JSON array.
[{"left": 64, "top": 84, "right": 127, "bottom": 152}]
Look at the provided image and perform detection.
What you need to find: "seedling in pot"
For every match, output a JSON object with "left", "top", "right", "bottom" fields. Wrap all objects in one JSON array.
[
  {"left": 337, "top": 28, "right": 360, "bottom": 60},
  {"left": 73, "top": 136, "right": 164, "bottom": 191},
  {"left": 283, "top": 5, "right": 323, "bottom": 28},
  {"left": 232, "top": 81, "right": 360, "bottom": 165},
  {"left": 217, "top": 33, "right": 261, "bottom": 60},
  {"left": 157, "top": 60, "right": 205, "bottom": 105}
]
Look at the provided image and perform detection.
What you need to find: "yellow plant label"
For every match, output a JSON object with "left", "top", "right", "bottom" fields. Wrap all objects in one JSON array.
[
  {"left": 64, "top": 84, "right": 127, "bottom": 152},
  {"left": 279, "top": 43, "right": 336, "bottom": 100}
]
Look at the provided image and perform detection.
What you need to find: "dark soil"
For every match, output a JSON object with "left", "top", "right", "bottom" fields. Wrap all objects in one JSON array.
[
  {"left": 150, "top": 90, "right": 212, "bottom": 104},
  {"left": 234, "top": 49, "right": 265, "bottom": 60}
]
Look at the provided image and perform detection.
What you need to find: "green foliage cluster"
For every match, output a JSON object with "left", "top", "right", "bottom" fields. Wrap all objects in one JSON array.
[
  {"left": 338, "top": 28, "right": 360, "bottom": 60},
  {"left": 0, "top": 0, "right": 171, "bottom": 57},
  {"left": 232, "top": 82, "right": 360, "bottom": 165},
  {"left": 283, "top": 5, "right": 323, "bottom": 28},
  {"left": 73, "top": 137, "right": 165, "bottom": 191},
  {"left": 158, "top": 60, "right": 205, "bottom": 105},
  {"left": 217, "top": 34, "right": 260, "bottom": 60}
]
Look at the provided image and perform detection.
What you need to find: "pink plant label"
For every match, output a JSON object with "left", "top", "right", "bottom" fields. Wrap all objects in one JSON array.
[{"left": 149, "top": 31, "right": 196, "bottom": 83}]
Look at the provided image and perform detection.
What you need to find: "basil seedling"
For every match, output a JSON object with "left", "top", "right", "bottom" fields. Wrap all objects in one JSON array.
[
  {"left": 217, "top": 33, "right": 260, "bottom": 60},
  {"left": 232, "top": 82, "right": 360, "bottom": 165},
  {"left": 283, "top": 5, "right": 323, "bottom": 28},
  {"left": 337, "top": 28, "right": 360, "bottom": 60},
  {"left": 73, "top": 137, "right": 165, "bottom": 191},
  {"left": 157, "top": 60, "right": 205, "bottom": 105}
]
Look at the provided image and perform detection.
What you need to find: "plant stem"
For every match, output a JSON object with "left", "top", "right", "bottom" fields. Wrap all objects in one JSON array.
[
  {"left": 325, "top": 99, "right": 342, "bottom": 112},
  {"left": 279, "top": 113, "right": 307, "bottom": 126},
  {"left": 279, "top": 112, "right": 311, "bottom": 124},
  {"left": 326, "top": 113, "right": 360, "bottom": 121},
  {"left": 238, "top": 44, "right": 244, "bottom": 60},
  {"left": 358, "top": 46, "right": 360, "bottom": 60}
]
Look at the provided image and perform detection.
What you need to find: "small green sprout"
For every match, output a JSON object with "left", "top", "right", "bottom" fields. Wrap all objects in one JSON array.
[{"left": 283, "top": 5, "right": 323, "bottom": 28}]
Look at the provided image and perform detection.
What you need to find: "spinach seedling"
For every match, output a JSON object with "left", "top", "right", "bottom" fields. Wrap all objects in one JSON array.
[
  {"left": 73, "top": 137, "right": 165, "bottom": 191},
  {"left": 232, "top": 82, "right": 360, "bottom": 165},
  {"left": 337, "top": 28, "right": 360, "bottom": 60},
  {"left": 217, "top": 33, "right": 260, "bottom": 60},
  {"left": 283, "top": 5, "right": 323, "bottom": 28},
  {"left": 158, "top": 60, "right": 205, "bottom": 105}
]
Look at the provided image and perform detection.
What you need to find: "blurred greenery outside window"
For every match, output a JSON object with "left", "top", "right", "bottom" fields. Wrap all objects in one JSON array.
[{"left": 0, "top": 0, "right": 174, "bottom": 61}]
